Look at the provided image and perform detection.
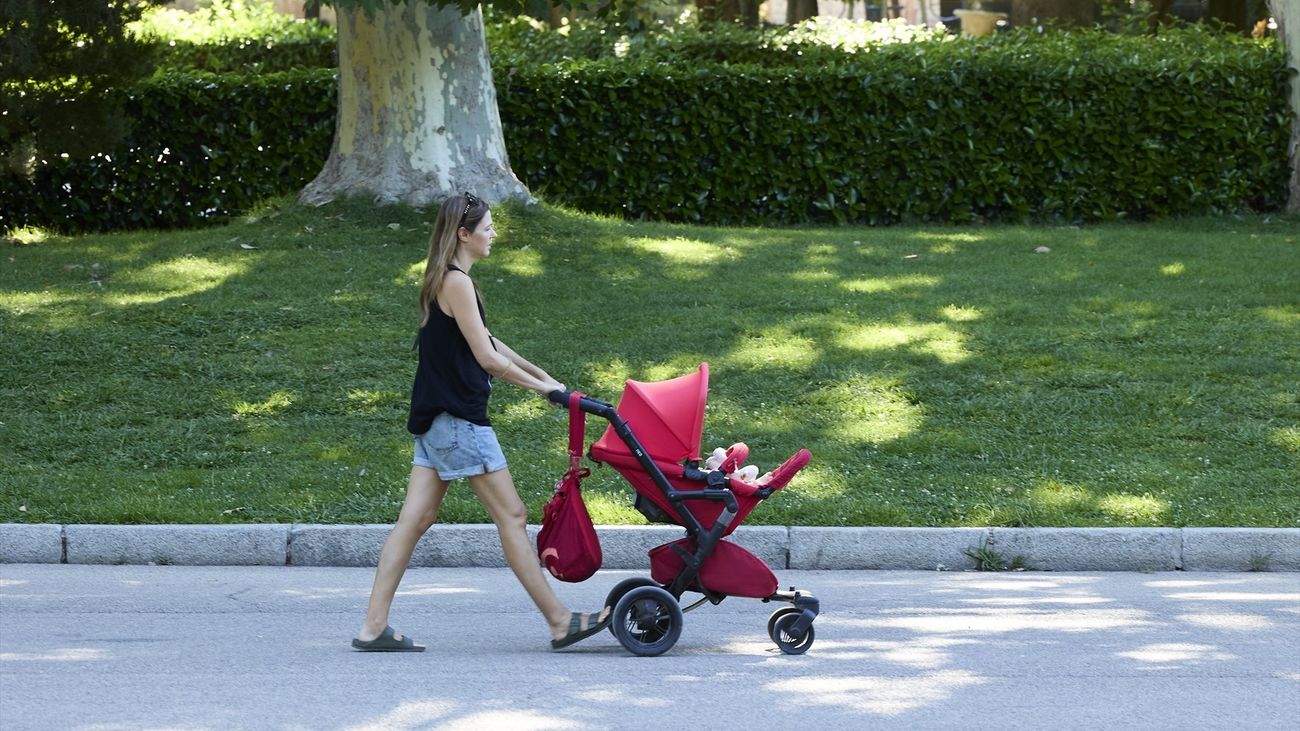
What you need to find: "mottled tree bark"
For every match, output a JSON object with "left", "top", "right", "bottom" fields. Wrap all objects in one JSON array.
[
  {"left": 300, "top": 2, "right": 530, "bottom": 207},
  {"left": 1271, "top": 0, "right": 1300, "bottom": 213}
]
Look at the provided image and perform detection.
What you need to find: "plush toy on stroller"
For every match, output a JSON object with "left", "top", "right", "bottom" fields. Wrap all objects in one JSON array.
[{"left": 548, "top": 363, "right": 819, "bottom": 656}]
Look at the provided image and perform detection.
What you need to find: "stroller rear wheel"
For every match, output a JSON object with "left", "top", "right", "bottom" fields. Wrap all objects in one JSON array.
[
  {"left": 612, "top": 586, "right": 683, "bottom": 657},
  {"left": 603, "top": 577, "right": 660, "bottom": 636},
  {"left": 769, "top": 610, "right": 815, "bottom": 655}
]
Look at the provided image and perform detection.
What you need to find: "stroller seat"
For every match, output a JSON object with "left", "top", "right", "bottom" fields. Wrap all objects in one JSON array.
[
  {"left": 650, "top": 538, "right": 777, "bottom": 598},
  {"left": 588, "top": 363, "right": 811, "bottom": 535}
]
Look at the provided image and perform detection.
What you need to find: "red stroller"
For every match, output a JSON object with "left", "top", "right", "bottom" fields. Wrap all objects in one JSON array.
[{"left": 549, "top": 363, "right": 820, "bottom": 656}]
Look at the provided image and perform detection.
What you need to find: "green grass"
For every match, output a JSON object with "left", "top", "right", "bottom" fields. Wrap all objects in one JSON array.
[{"left": 2, "top": 200, "right": 1297, "bottom": 527}]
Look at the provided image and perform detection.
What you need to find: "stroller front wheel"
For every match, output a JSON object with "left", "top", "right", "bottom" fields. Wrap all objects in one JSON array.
[
  {"left": 767, "top": 607, "right": 800, "bottom": 641},
  {"left": 770, "top": 611, "right": 815, "bottom": 655},
  {"left": 612, "top": 586, "right": 683, "bottom": 657}
]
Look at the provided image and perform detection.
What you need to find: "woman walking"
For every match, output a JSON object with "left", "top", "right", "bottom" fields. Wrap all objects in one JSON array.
[{"left": 352, "top": 193, "right": 609, "bottom": 652}]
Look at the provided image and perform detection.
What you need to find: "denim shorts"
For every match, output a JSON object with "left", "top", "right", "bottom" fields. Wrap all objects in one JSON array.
[{"left": 412, "top": 412, "right": 508, "bottom": 480}]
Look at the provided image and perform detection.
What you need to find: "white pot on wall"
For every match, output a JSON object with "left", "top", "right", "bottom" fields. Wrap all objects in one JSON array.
[{"left": 953, "top": 8, "right": 1006, "bottom": 36}]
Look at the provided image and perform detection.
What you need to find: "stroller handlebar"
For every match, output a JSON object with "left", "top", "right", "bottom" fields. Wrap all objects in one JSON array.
[{"left": 548, "top": 390, "right": 616, "bottom": 415}]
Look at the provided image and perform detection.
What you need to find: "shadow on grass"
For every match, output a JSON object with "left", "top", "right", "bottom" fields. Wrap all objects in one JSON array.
[{"left": 1, "top": 199, "right": 1297, "bottom": 526}]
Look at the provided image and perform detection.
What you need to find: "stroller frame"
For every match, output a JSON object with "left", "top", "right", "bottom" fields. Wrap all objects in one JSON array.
[{"left": 552, "top": 389, "right": 820, "bottom": 656}]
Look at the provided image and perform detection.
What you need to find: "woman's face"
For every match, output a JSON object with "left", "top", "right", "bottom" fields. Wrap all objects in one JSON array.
[{"left": 460, "top": 210, "right": 496, "bottom": 260}]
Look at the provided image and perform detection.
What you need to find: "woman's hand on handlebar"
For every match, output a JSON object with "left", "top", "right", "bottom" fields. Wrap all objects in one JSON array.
[{"left": 541, "top": 382, "right": 566, "bottom": 405}]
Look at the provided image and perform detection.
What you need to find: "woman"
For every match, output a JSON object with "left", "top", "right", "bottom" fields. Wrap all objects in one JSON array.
[{"left": 352, "top": 193, "right": 609, "bottom": 652}]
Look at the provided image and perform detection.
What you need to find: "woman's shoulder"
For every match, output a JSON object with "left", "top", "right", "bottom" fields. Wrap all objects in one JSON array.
[{"left": 441, "top": 268, "right": 474, "bottom": 293}]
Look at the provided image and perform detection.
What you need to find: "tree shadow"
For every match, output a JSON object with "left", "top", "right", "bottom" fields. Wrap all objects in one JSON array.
[{"left": 2, "top": 200, "right": 1296, "bottom": 527}]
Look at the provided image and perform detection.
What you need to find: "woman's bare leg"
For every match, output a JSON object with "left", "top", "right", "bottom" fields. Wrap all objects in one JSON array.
[
  {"left": 468, "top": 468, "right": 607, "bottom": 640},
  {"left": 356, "top": 465, "right": 448, "bottom": 641}
]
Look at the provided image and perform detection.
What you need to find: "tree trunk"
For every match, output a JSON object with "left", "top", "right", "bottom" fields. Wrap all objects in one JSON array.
[
  {"left": 699, "top": 0, "right": 745, "bottom": 23},
  {"left": 1272, "top": 0, "right": 1300, "bottom": 213},
  {"left": 786, "top": 0, "right": 818, "bottom": 25},
  {"left": 1011, "top": 0, "right": 1097, "bottom": 28},
  {"left": 299, "top": 2, "right": 530, "bottom": 207},
  {"left": 1147, "top": 0, "right": 1175, "bottom": 35}
]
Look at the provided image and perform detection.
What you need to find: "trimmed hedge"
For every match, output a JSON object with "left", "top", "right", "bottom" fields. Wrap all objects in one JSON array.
[
  {"left": 1, "top": 70, "right": 336, "bottom": 232},
  {"left": 156, "top": 36, "right": 337, "bottom": 74},
  {"left": 1, "top": 28, "right": 1289, "bottom": 232},
  {"left": 496, "top": 30, "right": 1290, "bottom": 224}
]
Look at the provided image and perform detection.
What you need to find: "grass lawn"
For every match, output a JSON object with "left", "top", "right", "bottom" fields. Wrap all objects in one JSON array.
[{"left": 1, "top": 200, "right": 1297, "bottom": 527}]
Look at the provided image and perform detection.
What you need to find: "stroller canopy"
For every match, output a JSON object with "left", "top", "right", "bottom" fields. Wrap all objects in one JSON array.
[{"left": 592, "top": 363, "right": 709, "bottom": 464}]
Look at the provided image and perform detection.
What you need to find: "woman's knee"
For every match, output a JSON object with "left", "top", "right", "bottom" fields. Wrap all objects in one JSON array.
[
  {"left": 494, "top": 497, "right": 528, "bottom": 531},
  {"left": 386, "top": 518, "right": 425, "bottom": 548},
  {"left": 472, "top": 471, "right": 528, "bottom": 529}
]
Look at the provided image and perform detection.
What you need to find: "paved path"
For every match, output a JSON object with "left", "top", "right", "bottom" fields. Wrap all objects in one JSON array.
[{"left": 2, "top": 565, "right": 1298, "bottom": 730}]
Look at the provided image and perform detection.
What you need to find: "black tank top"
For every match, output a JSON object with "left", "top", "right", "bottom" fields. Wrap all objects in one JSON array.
[{"left": 407, "top": 266, "right": 493, "bottom": 432}]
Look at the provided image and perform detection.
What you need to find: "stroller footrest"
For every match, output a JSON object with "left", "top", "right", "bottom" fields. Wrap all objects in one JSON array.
[{"left": 758, "top": 449, "right": 811, "bottom": 491}]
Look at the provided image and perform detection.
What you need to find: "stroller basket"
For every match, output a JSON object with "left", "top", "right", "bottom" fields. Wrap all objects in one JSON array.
[{"left": 548, "top": 363, "right": 820, "bottom": 656}]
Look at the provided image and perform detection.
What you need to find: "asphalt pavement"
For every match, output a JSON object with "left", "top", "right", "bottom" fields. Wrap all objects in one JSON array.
[{"left": 2, "top": 564, "right": 1297, "bottom": 730}]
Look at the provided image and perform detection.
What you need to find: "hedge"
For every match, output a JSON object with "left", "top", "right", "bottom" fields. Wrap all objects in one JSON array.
[
  {"left": 496, "top": 30, "right": 1290, "bottom": 224},
  {"left": 1, "top": 28, "right": 1289, "bottom": 232},
  {"left": 156, "top": 36, "right": 337, "bottom": 74},
  {"left": 0, "top": 69, "right": 336, "bottom": 232}
]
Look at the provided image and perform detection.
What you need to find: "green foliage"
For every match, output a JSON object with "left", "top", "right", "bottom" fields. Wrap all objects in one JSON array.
[
  {"left": 963, "top": 538, "right": 1029, "bottom": 571},
  {"left": 487, "top": 14, "right": 949, "bottom": 67},
  {"left": 330, "top": 0, "right": 550, "bottom": 18},
  {"left": 2, "top": 20, "right": 1288, "bottom": 232},
  {"left": 133, "top": 0, "right": 321, "bottom": 42},
  {"left": 132, "top": 0, "right": 336, "bottom": 74},
  {"left": 0, "top": 69, "right": 336, "bottom": 232},
  {"left": 496, "top": 26, "right": 1290, "bottom": 225},
  {"left": 0, "top": 0, "right": 167, "bottom": 173},
  {"left": 151, "top": 36, "right": 336, "bottom": 74}
]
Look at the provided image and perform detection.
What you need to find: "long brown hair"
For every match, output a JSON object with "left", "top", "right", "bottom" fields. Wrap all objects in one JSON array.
[{"left": 418, "top": 193, "right": 488, "bottom": 327}]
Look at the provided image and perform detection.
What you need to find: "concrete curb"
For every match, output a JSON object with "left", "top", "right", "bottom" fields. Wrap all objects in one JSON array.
[{"left": 2, "top": 523, "right": 1298, "bottom": 572}]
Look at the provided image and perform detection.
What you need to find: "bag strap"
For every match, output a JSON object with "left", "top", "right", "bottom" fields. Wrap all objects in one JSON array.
[{"left": 568, "top": 391, "right": 586, "bottom": 469}]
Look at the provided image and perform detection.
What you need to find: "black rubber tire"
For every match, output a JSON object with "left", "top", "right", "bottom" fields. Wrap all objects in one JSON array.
[
  {"left": 767, "top": 607, "right": 801, "bottom": 642},
  {"left": 603, "top": 578, "right": 659, "bottom": 635},
  {"left": 771, "top": 612, "right": 815, "bottom": 655},
  {"left": 612, "top": 586, "right": 683, "bottom": 657}
]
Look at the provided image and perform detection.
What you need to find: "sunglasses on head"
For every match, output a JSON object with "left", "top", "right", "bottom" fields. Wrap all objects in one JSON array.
[{"left": 460, "top": 192, "right": 479, "bottom": 228}]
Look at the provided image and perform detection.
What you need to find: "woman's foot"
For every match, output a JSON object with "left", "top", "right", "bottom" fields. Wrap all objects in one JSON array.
[
  {"left": 352, "top": 625, "right": 425, "bottom": 652},
  {"left": 550, "top": 608, "right": 611, "bottom": 650},
  {"left": 355, "top": 622, "right": 387, "bottom": 643}
]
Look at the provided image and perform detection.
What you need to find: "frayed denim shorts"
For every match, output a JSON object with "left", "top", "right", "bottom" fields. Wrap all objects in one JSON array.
[{"left": 412, "top": 412, "right": 508, "bottom": 480}]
